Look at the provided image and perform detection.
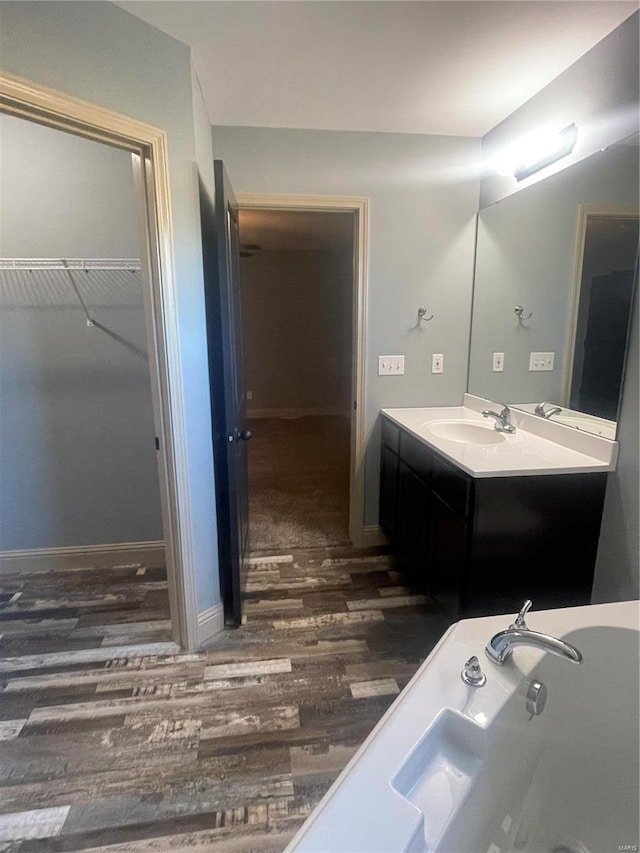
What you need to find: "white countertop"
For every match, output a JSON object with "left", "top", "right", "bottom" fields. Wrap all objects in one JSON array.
[{"left": 381, "top": 395, "right": 618, "bottom": 478}]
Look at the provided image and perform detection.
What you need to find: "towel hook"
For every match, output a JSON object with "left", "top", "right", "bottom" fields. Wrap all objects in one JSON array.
[
  {"left": 514, "top": 305, "right": 533, "bottom": 321},
  {"left": 418, "top": 306, "right": 434, "bottom": 322}
]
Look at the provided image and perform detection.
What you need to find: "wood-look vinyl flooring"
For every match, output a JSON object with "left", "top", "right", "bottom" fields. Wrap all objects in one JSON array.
[
  {"left": 0, "top": 547, "right": 452, "bottom": 851},
  {"left": 0, "top": 564, "right": 173, "bottom": 659}
]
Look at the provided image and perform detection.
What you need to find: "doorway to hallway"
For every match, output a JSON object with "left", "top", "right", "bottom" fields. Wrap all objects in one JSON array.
[{"left": 238, "top": 208, "right": 356, "bottom": 552}]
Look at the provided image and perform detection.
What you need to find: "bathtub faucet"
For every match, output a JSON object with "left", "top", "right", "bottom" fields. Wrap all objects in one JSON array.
[{"left": 485, "top": 600, "right": 583, "bottom": 665}]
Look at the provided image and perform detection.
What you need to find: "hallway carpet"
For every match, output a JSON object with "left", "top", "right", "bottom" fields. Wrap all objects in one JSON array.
[
  {"left": 0, "top": 546, "right": 451, "bottom": 851},
  {"left": 247, "top": 416, "right": 351, "bottom": 551}
]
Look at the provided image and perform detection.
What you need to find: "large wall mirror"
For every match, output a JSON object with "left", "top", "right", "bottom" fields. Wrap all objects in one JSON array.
[{"left": 468, "top": 133, "right": 639, "bottom": 439}]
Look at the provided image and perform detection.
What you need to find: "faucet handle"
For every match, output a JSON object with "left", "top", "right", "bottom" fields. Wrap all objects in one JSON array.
[
  {"left": 511, "top": 599, "right": 533, "bottom": 630},
  {"left": 461, "top": 655, "right": 486, "bottom": 687}
]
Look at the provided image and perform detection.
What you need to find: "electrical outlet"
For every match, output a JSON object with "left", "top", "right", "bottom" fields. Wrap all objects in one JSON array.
[
  {"left": 378, "top": 355, "right": 405, "bottom": 375},
  {"left": 431, "top": 353, "right": 444, "bottom": 374},
  {"left": 529, "top": 352, "right": 555, "bottom": 372},
  {"left": 492, "top": 352, "right": 504, "bottom": 372}
]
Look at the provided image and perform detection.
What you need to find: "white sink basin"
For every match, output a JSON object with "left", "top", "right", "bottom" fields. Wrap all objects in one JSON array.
[{"left": 425, "top": 421, "right": 507, "bottom": 445}]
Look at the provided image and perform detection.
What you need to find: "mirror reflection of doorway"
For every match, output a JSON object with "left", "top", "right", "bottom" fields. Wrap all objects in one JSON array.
[
  {"left": 238, "top": 209, "right": 355, "bottom": 552},
  {"left": 570, "top": 213, "right": 639, "bottom": 420}
]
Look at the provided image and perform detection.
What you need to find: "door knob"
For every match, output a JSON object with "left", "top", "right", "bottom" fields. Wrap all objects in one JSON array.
[{"left": 239, "top": 429, "right": 252, "bottom": 441}]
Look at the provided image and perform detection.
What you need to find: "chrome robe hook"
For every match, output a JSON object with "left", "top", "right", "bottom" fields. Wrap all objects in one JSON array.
[
  {"left": 514, "top": 305, "right": 533, "bottom": 321},
  {"left": 418, "top": 306, "right": 434, "bottom": 322}
]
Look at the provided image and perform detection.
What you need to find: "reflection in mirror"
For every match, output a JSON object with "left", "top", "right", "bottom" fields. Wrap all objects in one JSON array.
[
  {"left": 468, "top": 133, "right": 639, "bottom": 439},
  {"left": 568, "top": 213, "right": 638, "bottom": 420}
]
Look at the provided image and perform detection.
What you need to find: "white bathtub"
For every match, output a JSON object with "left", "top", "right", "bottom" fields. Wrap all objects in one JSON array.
[{"left": 289, "top": 601, "right": 639, "bottom": 853}]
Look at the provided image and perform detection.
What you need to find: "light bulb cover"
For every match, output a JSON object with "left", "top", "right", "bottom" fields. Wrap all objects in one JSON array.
[{"left": 514, "top": 123, "right": 578, "bottom": 181}]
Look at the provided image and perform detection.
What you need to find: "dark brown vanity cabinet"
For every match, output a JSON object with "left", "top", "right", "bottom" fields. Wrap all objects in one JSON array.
[{"left": 379, "top": 415, "right": 608, "bottom": 618}]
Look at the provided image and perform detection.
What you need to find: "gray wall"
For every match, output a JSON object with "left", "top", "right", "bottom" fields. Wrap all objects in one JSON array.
[
  {"left": 241, "top": 249, "right": 353, "bottom": 416},
  {"left": 478, "top": 11, "right": 639, "bottom": 603},
  {"left": 0, "top": 1, "right": 220, "bottom": 611},
  {"left": 0, "top": 113, "right": 138, "bottom": 258},
  {"left": 469, "top": 140, "right": 639, "bottom": 405},
  {"left": 213, "top": 126, "right": 481, "bottom": 525},
  {"left": 0, "top": 272, "right": 164, "bottom": 550}
]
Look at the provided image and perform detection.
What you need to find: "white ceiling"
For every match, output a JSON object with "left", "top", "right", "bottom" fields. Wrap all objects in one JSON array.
[
  {"left": 118, "top": 1, "right": 637, "bottom": 137},
  {"left": 239, "top": 209, "right": 354, "bottom": 252}
]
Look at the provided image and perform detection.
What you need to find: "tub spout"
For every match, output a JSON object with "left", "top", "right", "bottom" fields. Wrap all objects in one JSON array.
[{"left": 485, "top": 600, "right": 583, "bottom": 666}]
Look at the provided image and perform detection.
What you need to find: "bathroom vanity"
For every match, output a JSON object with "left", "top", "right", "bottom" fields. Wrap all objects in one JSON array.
[{"left": 379, "top": 396, "right": 617, "bottom": 617}]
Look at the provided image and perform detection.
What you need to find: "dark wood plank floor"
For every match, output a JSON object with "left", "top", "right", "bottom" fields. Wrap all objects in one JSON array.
[
  {"left": 0, "top": 563, "right": 173, "bottom": 659},
  {"left": 0, "top": 547, "right": 451, "bottom": 851}
]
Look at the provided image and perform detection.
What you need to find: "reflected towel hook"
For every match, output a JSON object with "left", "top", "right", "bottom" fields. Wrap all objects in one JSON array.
[
  {"left": 514, "top": 305, "right": 533, "bottom": 321},
  {"left": 418, "top": 306, "right": 434, "bottom": 322}
]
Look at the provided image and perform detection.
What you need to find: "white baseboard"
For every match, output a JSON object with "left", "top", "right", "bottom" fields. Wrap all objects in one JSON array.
[
  {"left": 354, "top": 525, "right": 389, "bottom": 548},
  {"left": 247, "top": 407, "right": 347, "bottom": 419},
  {"left": 0, "top": 540, "right": 165, "bottom": 574},
  {"left": 197, "top": 603, "right": 225, "bottom": 647}
]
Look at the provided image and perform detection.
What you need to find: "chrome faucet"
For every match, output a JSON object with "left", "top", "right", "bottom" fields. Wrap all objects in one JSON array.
[
  {"left": 534, "top": 401, "right": 563, "bottom": 419},
  {"left": 481, "top": 405, "right": 516, "bottom": 433},
  {"left": 485, "top": 600, "right": 583, "bottom": 665}
]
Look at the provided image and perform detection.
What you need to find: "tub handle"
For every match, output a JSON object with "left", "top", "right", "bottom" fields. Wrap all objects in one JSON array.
[
  {"left": 511, "top": 599, "right": 533, "bottom": 630},
  {"left": 461, "top": 655, "right": 486, "bottom": 687},
  {"left": 526, "top": 680, "right": 548, "bottom": 719}
]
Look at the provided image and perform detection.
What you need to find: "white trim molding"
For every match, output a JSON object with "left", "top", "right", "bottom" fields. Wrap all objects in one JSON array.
[
  {"left": 197, "top": 603, "right": 225, "bottom": 647},
  {"left": 236, "top": 192, "right": 370, "bottom": 548},
  {"left": 0, "top": 541, "right": 166, "bottom": 575},
  {"left": 0, "top": 71, "right": 200, "bottom": 650}
]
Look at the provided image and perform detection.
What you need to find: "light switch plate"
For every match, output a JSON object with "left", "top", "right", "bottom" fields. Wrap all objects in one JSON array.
[
  {"left": 492, "top": 352, "right": 504, "bottom": 372},
  {"left": 378, "top": 355, "right": 405, "bottom": 375},
  {"left": 529, "top": 352, "right": 555, "bottom": 372},
  {"left": 431, "top": 353, "right": 444, "bottom": 374}
]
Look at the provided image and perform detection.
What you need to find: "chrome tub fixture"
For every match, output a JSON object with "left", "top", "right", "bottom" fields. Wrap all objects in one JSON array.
[
  {"left": 461, "top": 655, "right": 486, "bottom": 687},
  {"left": 485, "top": 600, "right": 583, "bottom": 666}
]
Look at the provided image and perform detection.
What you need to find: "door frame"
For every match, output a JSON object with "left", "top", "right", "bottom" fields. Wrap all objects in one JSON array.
[
  {"left": 563, "top": 203, "right": 639, "bottom": 406},
  {"left": 235, "top": 193, "right": 373, "bottom": 547},
  {"left": 0, "top": 71, "right": 199, "bottom": 649}
]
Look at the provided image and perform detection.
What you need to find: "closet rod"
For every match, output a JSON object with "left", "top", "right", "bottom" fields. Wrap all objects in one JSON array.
[{"left": 0, "top": 258, "right": 141, "bottom": 271}]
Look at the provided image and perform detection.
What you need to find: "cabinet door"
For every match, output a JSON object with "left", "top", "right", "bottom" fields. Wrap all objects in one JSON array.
[
  {"left": 379, "top": 444, "right": 399, "bottom": 543},
  {"left": 428, "top": 493, "right": 468, "bottom": 618},
  {"left": 396, "top": 462, "right": 431, "bottom": 592}
]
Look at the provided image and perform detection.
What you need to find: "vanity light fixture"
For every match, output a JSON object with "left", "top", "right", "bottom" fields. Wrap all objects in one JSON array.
[{"left": 493, "top": 123, "right": 578, "bottom": 182}]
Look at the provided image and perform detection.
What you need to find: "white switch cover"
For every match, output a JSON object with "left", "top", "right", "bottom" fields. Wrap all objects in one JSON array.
[
  {"left": 246, "top": 390, "right": 253, "bottom": 400},
  {"left": 492, "top": 352, "right": 504, "bottom": 372},
  {"left": 378, "top": 355, "right": 405, "bottom": 375},
  {"left": 431, "top": 353, "right": 444, "bottom": 374},
  {"left": 529, "top": 351, "right": 555, "bottom": 371}
]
